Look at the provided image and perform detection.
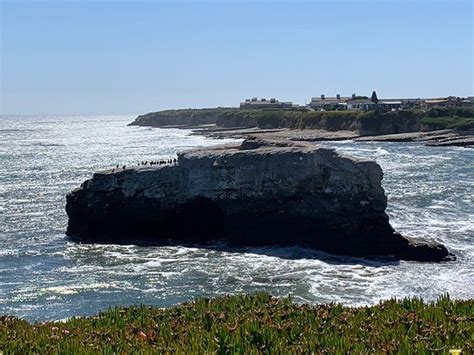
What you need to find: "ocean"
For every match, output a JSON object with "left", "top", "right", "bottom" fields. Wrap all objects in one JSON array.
[{"left": 0, "top": 114, "right": 472, "bottom": 321}]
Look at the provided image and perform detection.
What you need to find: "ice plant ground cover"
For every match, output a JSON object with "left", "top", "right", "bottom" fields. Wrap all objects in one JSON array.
[{"left": 0, "top": 293, "right": 472, "bottom": 353}]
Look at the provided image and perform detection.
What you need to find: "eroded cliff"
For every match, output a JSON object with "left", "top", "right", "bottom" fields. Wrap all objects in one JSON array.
[{"left": 66, "top": 138, "right": 452, "bottom": 261}]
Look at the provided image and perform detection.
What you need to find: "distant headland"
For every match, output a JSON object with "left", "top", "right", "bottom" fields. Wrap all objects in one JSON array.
[{"left": 129, "top": 92, "right": 474, "bottom": 147}]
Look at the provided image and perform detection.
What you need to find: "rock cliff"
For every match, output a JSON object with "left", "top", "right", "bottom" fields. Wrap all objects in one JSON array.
[
  {"left": 129, "top": 108, "right": 239, "bottom": 127},
  {"left": 129, "top": 108, "right": 474, "bottom": 141},
  {"left": 66, "top": 138, "right": 452, "bottom": 262}
]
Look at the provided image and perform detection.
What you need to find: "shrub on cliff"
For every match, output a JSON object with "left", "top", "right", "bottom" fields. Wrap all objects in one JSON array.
[
  {"left": 427, "top": 107, "right": 474, "bottom": 118},
  {"left": 1, "top": 293, "right": 472, "bottom": 353},
  {"left": 421, "top": 116, "right": 474, "bottom": 130}
]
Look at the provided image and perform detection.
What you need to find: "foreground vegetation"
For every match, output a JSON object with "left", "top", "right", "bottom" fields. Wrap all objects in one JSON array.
[{"left": 1, "top": 293, "right": 472, "bottom": 353}]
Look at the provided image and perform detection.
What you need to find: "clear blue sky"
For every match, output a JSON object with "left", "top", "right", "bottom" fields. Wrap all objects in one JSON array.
[{"left": 1, "top": 0, "right": 473, "bottom": 115}]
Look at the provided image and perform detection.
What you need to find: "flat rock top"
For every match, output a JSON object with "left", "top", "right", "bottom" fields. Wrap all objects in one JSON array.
[
  {"left": 95, "top": 138, "right": 372, "bottom": 177},
  {"left": 180, "top": 138, "right": 318, "bottom": 158}
]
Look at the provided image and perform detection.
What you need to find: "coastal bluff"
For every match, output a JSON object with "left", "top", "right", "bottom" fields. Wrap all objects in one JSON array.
[
  {"left": 66, "top": 138, "right": 452, "bottom": 262},
  {"left": 129, "top": 108, "right": 474, "bottom": 147}
]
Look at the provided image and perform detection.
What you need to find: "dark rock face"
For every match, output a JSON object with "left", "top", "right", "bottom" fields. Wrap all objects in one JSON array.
[{"left": 66, "top": 139, "right": 453, "bottom": 262}]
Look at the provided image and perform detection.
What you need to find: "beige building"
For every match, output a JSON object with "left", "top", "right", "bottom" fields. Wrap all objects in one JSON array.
[
  {"left": 309, "top": 94, "right": 349, "bottom": 110},
  {"left": 240, "top": 97, "right": 293, "bottom": 109}
]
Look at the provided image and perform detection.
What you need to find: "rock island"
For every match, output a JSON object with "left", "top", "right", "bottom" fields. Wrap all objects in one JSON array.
[{"left": 66, "top": 138, "right": 452, "bottom": 262}]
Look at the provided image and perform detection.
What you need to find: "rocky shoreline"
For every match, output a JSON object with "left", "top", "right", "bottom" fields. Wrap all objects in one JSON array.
[
  {"left": 190, "top": 125, "right": 474, "bottom": 147},
  {"left": 66, "top": 138, "right": 453, "bottom": 262},
  {"left": 129, "top": 107, "right": 474, "bottom": 147}
]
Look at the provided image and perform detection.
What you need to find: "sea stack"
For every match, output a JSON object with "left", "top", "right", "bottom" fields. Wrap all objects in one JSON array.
[{"left": 66, "top": 138, "right": 452, "bottom": 262}]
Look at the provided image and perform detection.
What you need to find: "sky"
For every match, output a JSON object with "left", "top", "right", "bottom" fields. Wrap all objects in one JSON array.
[{"left": 1, "top": 0, "right": 473, "bottom": 115}]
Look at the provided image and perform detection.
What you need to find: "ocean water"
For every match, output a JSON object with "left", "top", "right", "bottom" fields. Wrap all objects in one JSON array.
[{"left": 0, "top": 115, "right": 472, "bottom": 321}]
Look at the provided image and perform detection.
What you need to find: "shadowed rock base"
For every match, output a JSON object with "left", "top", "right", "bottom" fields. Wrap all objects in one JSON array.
[{"left": 66, "top": 139, "right": 454, "bottom": 262}]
